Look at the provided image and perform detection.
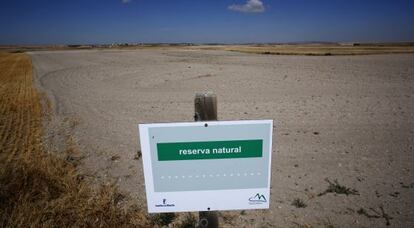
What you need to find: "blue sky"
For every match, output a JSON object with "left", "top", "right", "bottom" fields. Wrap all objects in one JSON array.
[{"left": 1, "top": 0, "right": 414, "bottom": 45}]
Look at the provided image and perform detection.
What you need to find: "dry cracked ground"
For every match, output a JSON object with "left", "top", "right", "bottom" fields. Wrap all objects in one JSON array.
[{"left": 30, "top": 49, "right": 414, "bottom": 227}]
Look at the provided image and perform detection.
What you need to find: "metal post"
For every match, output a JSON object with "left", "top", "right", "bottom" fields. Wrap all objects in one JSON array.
[{"left": 194, "top": 92, "right": 219, "bottom": 228}]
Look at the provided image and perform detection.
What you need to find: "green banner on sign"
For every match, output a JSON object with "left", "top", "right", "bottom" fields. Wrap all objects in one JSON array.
[{"left": 157, "top": 140, "right": 262, "bottom": 161}]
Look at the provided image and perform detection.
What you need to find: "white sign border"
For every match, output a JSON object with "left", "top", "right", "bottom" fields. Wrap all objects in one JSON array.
[{"left": 139, "top": 120, "right": 273, "bottom": 213}]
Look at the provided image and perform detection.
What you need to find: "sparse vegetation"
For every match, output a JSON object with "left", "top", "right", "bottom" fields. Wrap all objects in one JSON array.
[
  {"left": 357, "top": 206, "right": 393, "bottom": 226},
  {"left": 189, "top": 44, "right": 414, "bottom": 56},
  {"left": 400, "top": 182, "right": 414, "bottom": 189},
  {"left": 0, "top": 53, "right": 149, "bottom": 227},
  {"left": 318, "top": 179, "right": 359, "bottom": 196},
  {"left": 292, "top": 198, "right": 307, "bottom": 208},
  {"left": 134, "top": 149, "right": 142, "bottom": 160},
  {"left": 10, "top": 49, "right": 24, "bottom": 53},
  {"left": 3, "top": 43, "right": 414, "bottom": 56},
  {"left": 150, "top": 213, "right": 176, "bottom": 226},
  {"left": 179, "top": 213, "right": 197, "bottom": 228}
]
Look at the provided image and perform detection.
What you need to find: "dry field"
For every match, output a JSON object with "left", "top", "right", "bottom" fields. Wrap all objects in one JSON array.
[
  {"left": 2, "top": 48, "right": 414, "bottom": 227},
  {"left": 29, "top": 49, "right": 414, "bottom": 227},
  {"left": 3, "top": 43, "right": 414, "bottom": 56},
  {"left": 190, "top": 44, "right": 414, "bottom": 56},
  {"left": 0, "top": 53, "right": 150, "bottom": 227}
]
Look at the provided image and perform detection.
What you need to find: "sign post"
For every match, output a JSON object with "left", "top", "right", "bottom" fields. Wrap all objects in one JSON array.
[
  {"left": 138, "top": 92, "right": 273, "bottom": 227},
  {"left": 194, "top": 92, "right": 219, "bottom": 228}
]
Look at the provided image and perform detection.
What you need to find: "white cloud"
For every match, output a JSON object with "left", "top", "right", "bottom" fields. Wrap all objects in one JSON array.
[
  {"left": 228, "top": 0, "right": 265, "bottom": 13},
  {"left": 122, "top": 0, "right": 131, "bottom": 3}
]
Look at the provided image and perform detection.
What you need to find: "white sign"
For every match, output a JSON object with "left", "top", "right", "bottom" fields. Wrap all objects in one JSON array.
[{"left": 138, "top": 120, "right": 273, "bottom": 213}]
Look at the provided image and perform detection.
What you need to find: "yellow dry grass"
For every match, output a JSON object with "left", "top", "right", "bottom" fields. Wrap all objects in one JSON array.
[{"left": 0, "top": 53, "right": 150, "bottom": 227}]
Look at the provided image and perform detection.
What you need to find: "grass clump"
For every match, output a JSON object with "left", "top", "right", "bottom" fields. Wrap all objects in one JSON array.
[
  {"left": 292, "top": 198, "right": 307, "bottom": 208},
  {"left": 318, "top": 179, "right": 359, "bottom": 196}
]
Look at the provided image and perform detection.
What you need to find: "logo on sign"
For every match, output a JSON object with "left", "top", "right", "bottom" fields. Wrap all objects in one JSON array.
[
  {"left": 155, "top": 198, "right": 175, "bottom": 208},
  {"left": 248, "top": 193, "right": 267, "bottom": 204}
]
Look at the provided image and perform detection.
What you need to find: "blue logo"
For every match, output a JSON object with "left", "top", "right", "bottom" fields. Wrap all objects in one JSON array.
[{"left": 249, "top": 193, "right": 267, "bottom": 204}]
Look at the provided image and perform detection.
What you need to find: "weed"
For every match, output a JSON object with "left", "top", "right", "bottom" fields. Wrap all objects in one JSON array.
[
  {"left": 400, "top": 182, "right": 414, "bottom": 188},
  {"left": 134, "top": 149, "right": 142, "bottom": 160},
  {"left": 111, "top": 155, "right": 121, "bottom": 161},
  {"left": 292, "top": 198, "right": 307, "bottom": 208},
  {"left": 357, "top": 206, "right": 392, "bottom": 226},
  {"left": 318, "top": 179, "right": 359, "bottom": 196}
]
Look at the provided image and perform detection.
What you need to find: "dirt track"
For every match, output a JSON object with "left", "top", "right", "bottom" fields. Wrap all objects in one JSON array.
[{"left": 30, "top": 49, "right": 414, "bottom": 227}]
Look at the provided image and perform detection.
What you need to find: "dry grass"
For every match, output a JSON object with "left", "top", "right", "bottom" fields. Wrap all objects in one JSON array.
[
  {"left": 0, "top": 53, "right": 150, "bottom": 227},
  {"left": 4, "top": 43, "right": 414, "bottom": 56},
  {"left": 190, "top": 44, "right": 414, "bottom": 56}
]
